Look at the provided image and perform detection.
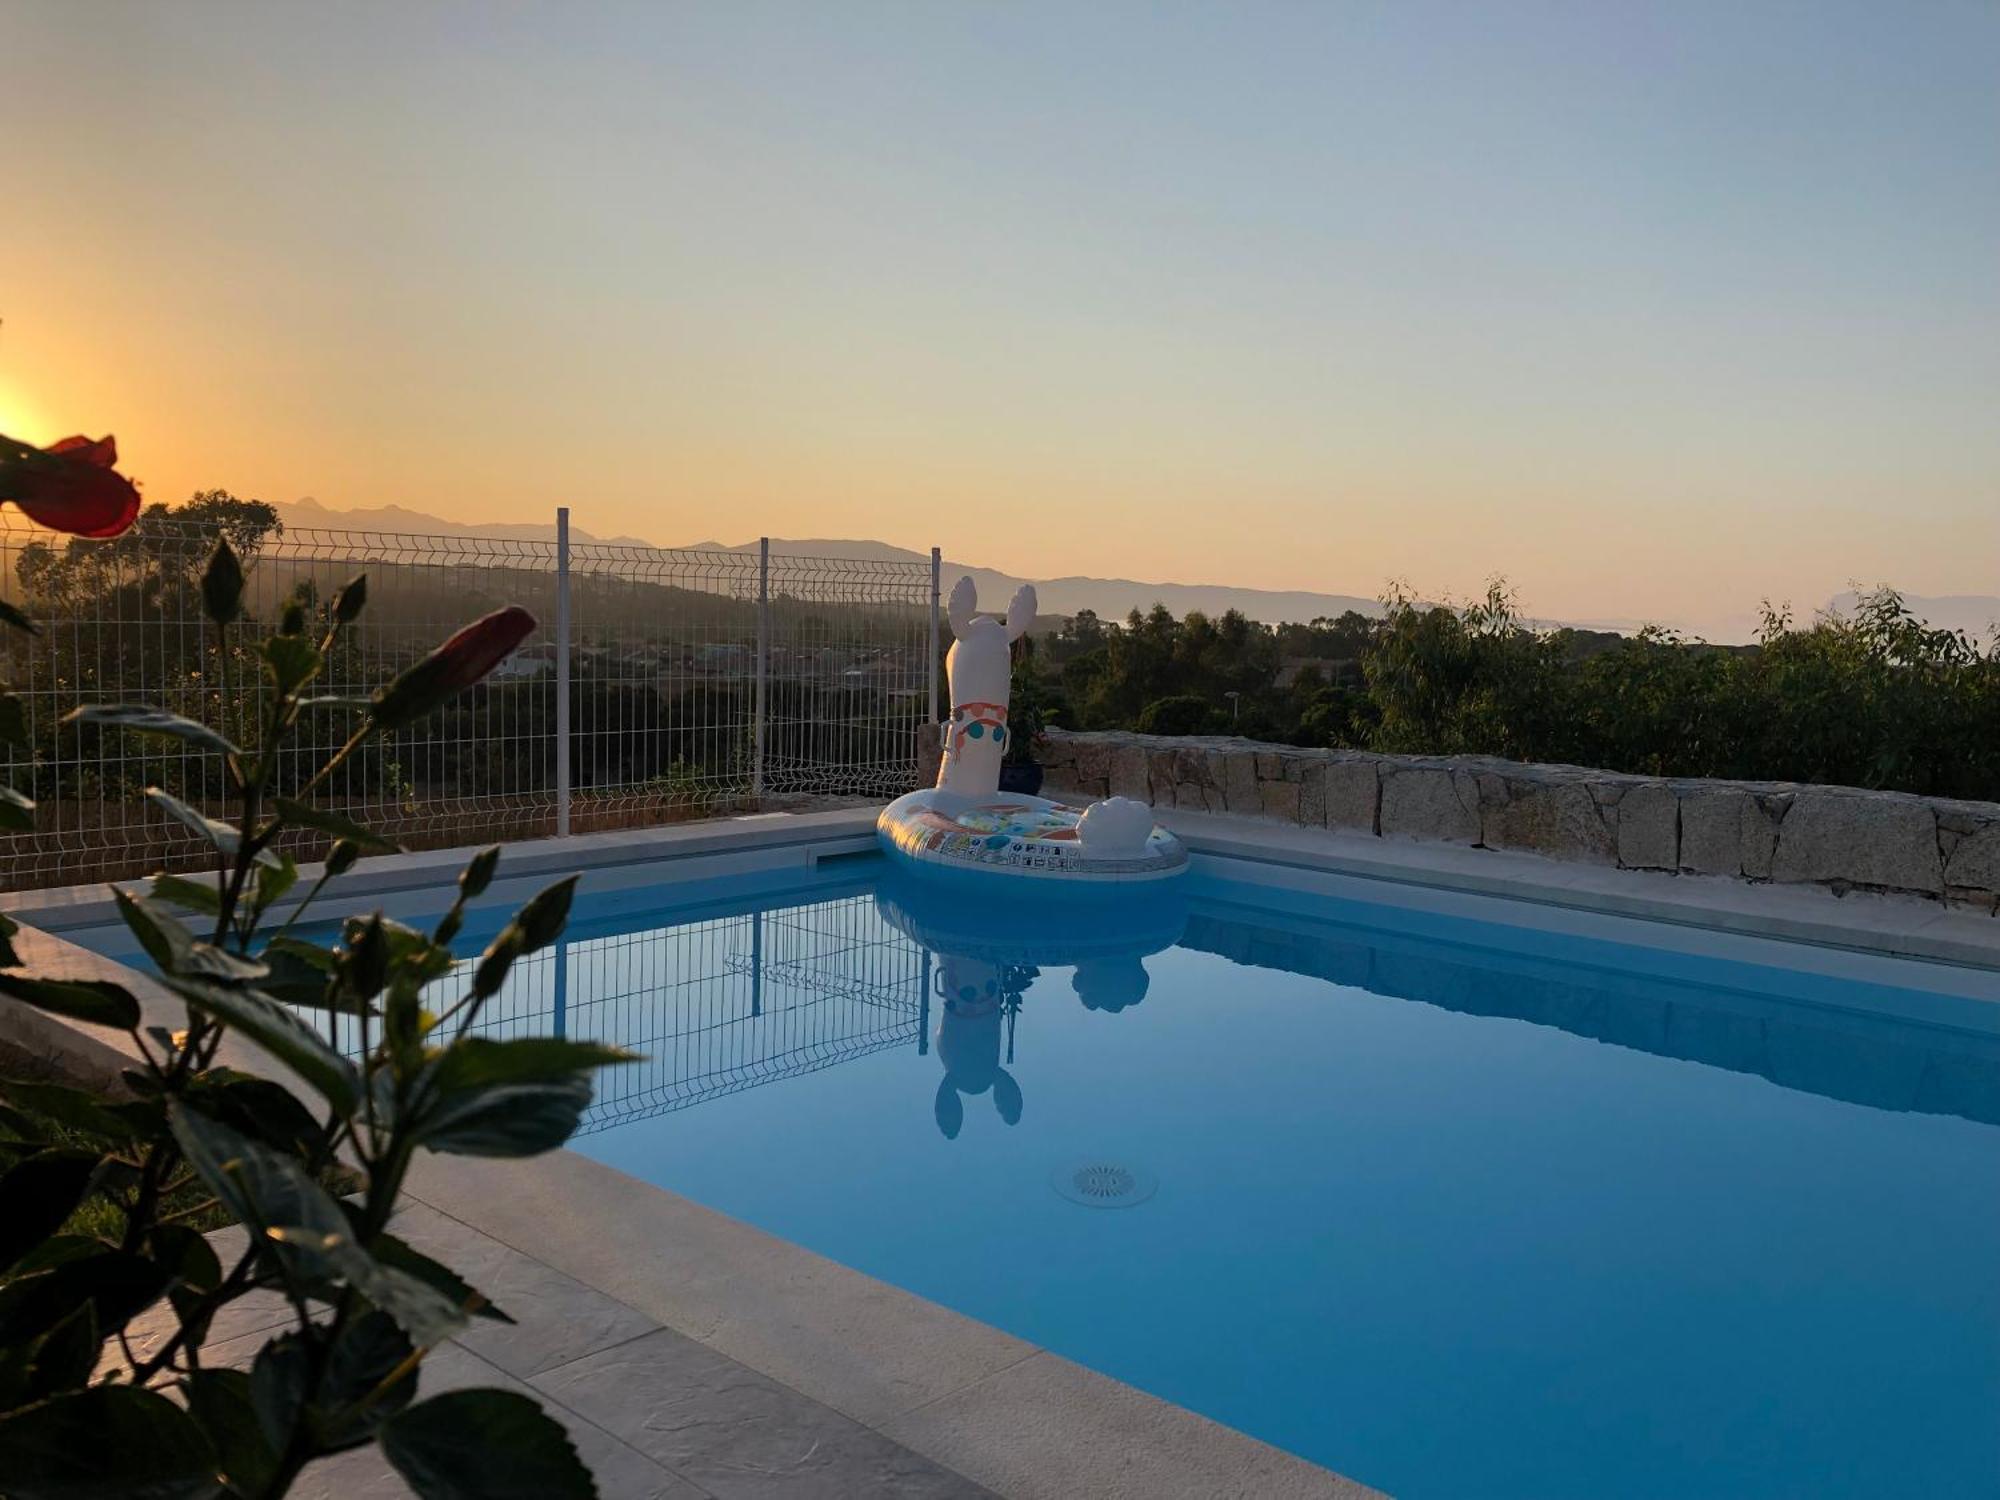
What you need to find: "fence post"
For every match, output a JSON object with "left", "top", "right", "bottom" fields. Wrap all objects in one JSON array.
[
  {"left": 555, "top": 506, "right": 572, "bottom": 838},
  {"left": 928, "top": 548, "right": 944, "bottom": 776},
  {"left": 753, "top": 536, "right": 769, "bottom": 803},
  {"left": 927, "top": 545, "right": 941, "bottom": 731}
]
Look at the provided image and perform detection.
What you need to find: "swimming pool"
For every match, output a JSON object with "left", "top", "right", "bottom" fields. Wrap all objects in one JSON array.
[{"left": 302, "top": 856, "right": 2000, "bottom": 1494}]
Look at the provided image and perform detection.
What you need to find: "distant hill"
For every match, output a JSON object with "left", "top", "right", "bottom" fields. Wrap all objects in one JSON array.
[
  {"left": 272, "top": 504, "right": 1384, "bottom": 624},
  {"left": 273, "top": 502, "right": 1996, "bottom": 639},
  {"left": 687, "top": 536, "right": 1385, "bottom": 625},
  {"left": 275, "top": 497, "right": 655, "bottom": 549}
]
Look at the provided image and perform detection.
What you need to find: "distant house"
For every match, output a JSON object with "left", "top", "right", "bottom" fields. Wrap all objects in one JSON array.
[{"left": 493, "top": 643, "right": 558, "bottom": 680}]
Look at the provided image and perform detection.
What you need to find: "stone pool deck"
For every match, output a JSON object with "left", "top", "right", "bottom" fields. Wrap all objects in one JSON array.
[{"left": 102, "top": 1154, "right": 1369, "bottom": 1500}]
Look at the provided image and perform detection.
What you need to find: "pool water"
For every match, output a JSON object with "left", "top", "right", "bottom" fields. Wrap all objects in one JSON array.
[{"left": 458, "top": 862, "right": 1998, "bottom": 1495}]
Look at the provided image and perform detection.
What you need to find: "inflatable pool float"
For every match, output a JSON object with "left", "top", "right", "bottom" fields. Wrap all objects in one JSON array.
[
  {"left": 873, "top": 868, "right": 1188, "bottom": 970},
  {"left": 878, "top": 576, "right": 1188, "bottom": 887}
]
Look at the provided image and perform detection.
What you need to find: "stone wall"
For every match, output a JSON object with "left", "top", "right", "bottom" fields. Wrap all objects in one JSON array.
[{"left": 1031, "top": 729, "right": 2000, "bottom": 913}]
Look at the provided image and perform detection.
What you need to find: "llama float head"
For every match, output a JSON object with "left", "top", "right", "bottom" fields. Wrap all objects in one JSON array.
[{"left": 938, "top": 575, "right": 1036, "bottom": 797}]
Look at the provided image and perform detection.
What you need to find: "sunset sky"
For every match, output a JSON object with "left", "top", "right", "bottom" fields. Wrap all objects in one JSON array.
[{"left": 3, "top": 2, "right": 1995, "bottom": 638}]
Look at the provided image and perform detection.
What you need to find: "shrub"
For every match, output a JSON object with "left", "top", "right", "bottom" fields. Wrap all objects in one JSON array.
[
  {"left": 0, "top": 537, "right": 628, "bottom": 1497},
  {"left": 1136, "top": 695, "right": 1221, "bottom": 736}
]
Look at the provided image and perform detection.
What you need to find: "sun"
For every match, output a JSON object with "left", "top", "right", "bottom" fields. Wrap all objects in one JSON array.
[{"left": 0, "top": 379, "right": 48, "bottom": 445}]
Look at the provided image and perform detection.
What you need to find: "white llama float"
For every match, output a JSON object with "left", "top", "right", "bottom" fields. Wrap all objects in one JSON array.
[{"left": 877, "top": 576, "right": 1188, "bottom": 887}]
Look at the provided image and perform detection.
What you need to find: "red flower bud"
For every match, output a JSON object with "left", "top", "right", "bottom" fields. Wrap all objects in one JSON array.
[
  {"left": 370, "top": 605, "right": 537, "bottom": 730},
  {"left": 0, "top": 434, "right": 142, "bottom": 538}
]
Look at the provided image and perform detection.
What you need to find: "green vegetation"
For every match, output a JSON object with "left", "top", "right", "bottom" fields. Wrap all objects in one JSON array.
[
  {"left": 1, "top": 535, "right": 624, "bottom": 1497},
  {"left": 1031, "top": 586, "right": 2000, "bottom": 801}
]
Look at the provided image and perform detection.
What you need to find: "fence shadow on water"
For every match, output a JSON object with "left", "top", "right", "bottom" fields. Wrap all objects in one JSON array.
[{"left": 0, "top": 514, "right": 939, "bottom": 890}]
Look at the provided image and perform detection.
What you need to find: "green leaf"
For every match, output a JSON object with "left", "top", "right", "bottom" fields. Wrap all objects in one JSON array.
[
  {"left": 150, "top": 872, "right": 224, "bottom": 916},
  {"left": 0, "top": 971, "right": 140, "bottom": 1030},
  {"left": 26, "top": 1301, "right": 100, "bottom": 1400},
  {"left": 115, "top": 888, "right": 267, "bottom": 983},
  {"left": 243, "top": 1313, "right": 415, "bottom": 1460},
  {"left": 253, "top": 851, "right": 299, "bottom": 914},
  {"left": 0, "top": 596, "right": 37, "bottom": 635},
  {"left": 161, "top": 977, "right": 358, "bottom": 1114},
  {"left": 0, "top": 782, "right": 34, "bottom": 832},
  {"left": 0, "top": 1149, "right": 99, "bottom": 1270},
  {"left": 148, "top": 1222, "right": 224, "bottom": 1295},
  {"left": 184, "top": 1072, "right": 324, "bottom": 1160},
  {"left": 169, "top": 1105, "right": 465, "bottom": 1347},
  {"left": 311, "top": 1309, "right": 418, "bottom": 1450},
  {"left": 185, "top": 1367, "right": 277, "bottom": 1497},
  {"left": 263, "top": 935, "right": 335, "bottom": 973},
  {"left": 256, "top": 940, "right": 337, "bottom": 1012},
  {"left": 372, "top": 1233, "right": 513, "bottom": 1324},
  {"left": 248, "top": 1331, "right": 311, "bottom": 1453},
  {"left": 145, "top": 787, "right": 278, "bottom": 866},
  {"left": 272, "top": 798, "right": 400, "bottom": 851},
  {"left": 260, "top": 634, "right": 322, "bottom": 695},
  {"left": 0, "top": 693, "right": 27, "bottom": 746},
  {"left": 0, "top": 1078, "right": 154, "bottom": 1143},
  {"left": 0, "top": 1250, "right": 171, "bottom": 1344},
  {"left": 202, "top": 538, "right": 244, "bottom": 626},
  {"left": 378, "top": 1388, "right": 595, "bottom": 1500},
  {"left": 6, "top": 1235, "right": 108, "bottom": 1277},
  {"left": 428, "top": 1038, "right": 638, "bottom": 1094},
  {"left": 263, "top": 1226, "right": 466, "bottom": 1348},
  {"left": 62, "top": 703, "right": 242, "bottom": 759},
  {"left": 414, "top": 1075, "right": 595, "bottom": 1159},
  {"left": 0, "top": 1385, "right": 221, "bottom": 1500}
]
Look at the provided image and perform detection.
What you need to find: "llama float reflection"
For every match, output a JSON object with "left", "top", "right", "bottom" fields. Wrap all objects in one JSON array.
[
  {"left": 877, "top": 577, "right": 1188, "bottom": 887},
  {"left": 875, "top": 872, "right": 1188, "bottom": 1138}
]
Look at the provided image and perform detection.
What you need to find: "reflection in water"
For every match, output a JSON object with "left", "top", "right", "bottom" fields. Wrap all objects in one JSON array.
[
  {"left": 427, "top": 874, "right": 2000, "bottom": 1138},
  {"left": 1184, "top": 906, "right": 2000, "bottom": 1127},
  {"left": 926, "top": 954, "right": 1027, "bottom": 1137},
  {"left": 440, "top": 886, "right": 927, "bottom": 1134},
  {"left": 874, "top": 874, "right": 1190, "bottom": 1137}
]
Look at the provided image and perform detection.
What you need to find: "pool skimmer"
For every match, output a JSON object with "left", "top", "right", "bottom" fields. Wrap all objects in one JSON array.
[{"left": 1051, "top": 1161, "right": 1158, "bottom": 1208}]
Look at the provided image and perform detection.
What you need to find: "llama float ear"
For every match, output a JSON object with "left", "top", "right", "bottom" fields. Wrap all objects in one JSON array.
[
  {"left": 947, "top": 575, "right": 978, "bottom": 636},
  {"left": 934, "top": 1079, "right": 964, "bottom": 1139},
  {"left": 993, "top": 1069, "right": 1023, "bottom": 1126},
  {"left": 1004, "top": 584, "right": 1038, "bottom": 642}
]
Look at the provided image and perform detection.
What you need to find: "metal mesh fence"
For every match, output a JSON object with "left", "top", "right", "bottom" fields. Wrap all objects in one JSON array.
[{"left": 0, "top": 512, "right": 939, "bottom": 890}]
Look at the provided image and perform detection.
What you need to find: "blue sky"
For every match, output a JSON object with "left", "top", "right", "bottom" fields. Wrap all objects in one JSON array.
[{"left": 3, "top": 1, "right": 1995, "bottom": 636}]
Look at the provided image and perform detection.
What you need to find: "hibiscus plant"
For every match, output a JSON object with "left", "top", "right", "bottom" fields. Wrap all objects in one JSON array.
[{"left": 0, "top": 434, "right": 628, "bottom": 1497}]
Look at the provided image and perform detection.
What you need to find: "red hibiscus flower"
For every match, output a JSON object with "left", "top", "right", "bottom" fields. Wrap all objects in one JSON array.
[
  {"left": 0, "top": 433, "right": 143, "bottom": 538},
  {"left": 371, "top": 606, "right": 539, "bottom": 729}
]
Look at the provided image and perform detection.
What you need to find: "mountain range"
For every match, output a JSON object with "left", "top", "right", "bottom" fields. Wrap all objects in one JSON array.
[
  {"left": 269, "top": 499, "right": 1996, "bottom": 641},
  {"left": 275, "top": 499, "right": 1382, "bottom": 624}
]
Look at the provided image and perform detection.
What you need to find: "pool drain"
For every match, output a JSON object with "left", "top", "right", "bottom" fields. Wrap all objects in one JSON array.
[{"left": 1050, "top": 1161, "right": 1158, "bottom": 1208}]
